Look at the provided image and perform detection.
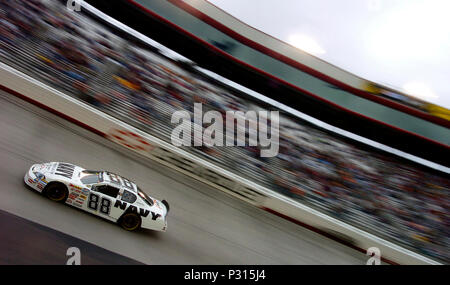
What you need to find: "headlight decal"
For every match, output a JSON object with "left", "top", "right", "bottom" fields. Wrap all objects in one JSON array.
[{"left": 32, "top": 172, "right": 47, "bottom": 190}]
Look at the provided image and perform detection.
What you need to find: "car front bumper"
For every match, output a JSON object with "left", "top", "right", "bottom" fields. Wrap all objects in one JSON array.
[{"left": 24, "top": 164, "right": 45, "bottom": 192}]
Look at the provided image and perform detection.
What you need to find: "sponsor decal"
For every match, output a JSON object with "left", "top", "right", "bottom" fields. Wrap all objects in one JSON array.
[
  {"left": 81, "top": 188, "right": 90, "bottom": 195},
  {"left": 34, "top": 176, "right": 47, "bottom": 184},
  {"left": 27, "top": 178, "right": 35, "bottom": 184},
  {"left": 79, "top": 195, "right": 87, "bottom": 200},
  {"left": 69, "top": 193, "right": 79, "bottom": 200},
  {"left": 70, "top": 184, "right": 82, "bottom": 190},
  {"left": 113, "top": 200, "right": 161, "bottom": 220},
  {"left": 74, "top": 199, "right": 84, "bottom": 205}
]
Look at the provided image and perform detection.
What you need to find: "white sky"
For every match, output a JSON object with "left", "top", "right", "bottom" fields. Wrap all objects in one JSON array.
[{"left": 209, "top": 0, "right": 450, "bottom": 109}]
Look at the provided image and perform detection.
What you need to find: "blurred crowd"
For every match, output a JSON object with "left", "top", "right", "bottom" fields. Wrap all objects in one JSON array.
[{"left": 1, "top": 0, "right": 448, "bottom": 262}]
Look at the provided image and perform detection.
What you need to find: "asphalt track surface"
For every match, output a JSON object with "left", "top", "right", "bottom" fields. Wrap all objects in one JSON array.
[
  {"left": 0, "top": 209, "right": 143, "bottom": 265},
  {"left": 0, "top": 90, "right": 369, "bottom": 264}
]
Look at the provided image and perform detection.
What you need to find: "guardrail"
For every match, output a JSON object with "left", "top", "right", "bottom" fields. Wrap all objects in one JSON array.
[{"left": 0, "top": 62, "right": 440, "bottom": 265}]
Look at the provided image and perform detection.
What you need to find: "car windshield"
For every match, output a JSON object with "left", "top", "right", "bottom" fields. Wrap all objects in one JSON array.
[
  {"left": 137, "top": 187, "right": 154, "bottom": 206},
  {"left": 79, "top": 170, "right": 102, "bottom": 184}
]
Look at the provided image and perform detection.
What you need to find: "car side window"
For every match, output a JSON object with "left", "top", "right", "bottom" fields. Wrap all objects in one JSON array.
[
  {"left": 95, "top": 185, "right": 120, "bottom": 198},
  {"left": 122, "top": 190, "right": 137, "bottom": 203}
]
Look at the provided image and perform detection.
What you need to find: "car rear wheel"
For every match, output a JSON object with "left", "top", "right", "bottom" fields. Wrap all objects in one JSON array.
[
  {"left": 119, "top": 213, "right": 141, "bottom": 231},
  {"left": 44, "top": 183, "right": 68, "bottom": 203}
]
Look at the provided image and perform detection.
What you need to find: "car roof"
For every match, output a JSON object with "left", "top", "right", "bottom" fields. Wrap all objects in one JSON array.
[{"left": 101, "top": 171, "right": 137, "bottom": 192}]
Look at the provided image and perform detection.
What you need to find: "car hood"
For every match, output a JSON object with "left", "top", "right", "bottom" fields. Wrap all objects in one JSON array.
[
  {"left": 33, "top": 162, "right": 84, "bottom": 180},
  {"left": 32, "top": 162, "right": 57, "bottom": 175}
]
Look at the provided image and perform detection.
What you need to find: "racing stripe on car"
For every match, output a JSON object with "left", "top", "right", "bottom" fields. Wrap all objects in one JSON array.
[{"left": 55, "top": 163, "right": 75, "bottom": 178}]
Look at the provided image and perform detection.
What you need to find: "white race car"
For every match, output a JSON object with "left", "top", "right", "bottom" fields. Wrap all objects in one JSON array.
[{"left": 24, "top": 162, "right": 169, "bottom": 232}]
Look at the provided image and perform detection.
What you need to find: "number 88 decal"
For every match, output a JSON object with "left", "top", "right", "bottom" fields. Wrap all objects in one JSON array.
[{"left": 88, "top": 193, "right": 111, "bottom": 215}]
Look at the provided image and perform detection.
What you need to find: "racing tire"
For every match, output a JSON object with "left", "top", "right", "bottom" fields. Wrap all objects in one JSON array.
[
  {"left": 119, "top": 212, "right": 141, "bottom": 231},
  {"left": 44, "top": 183, "right": 68, "bottom": 203}
]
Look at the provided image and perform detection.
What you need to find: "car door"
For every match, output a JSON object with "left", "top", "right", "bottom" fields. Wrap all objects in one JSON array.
[
  {"left": 87, "top": 184, "right": 120, "bottom": 222},
  {"left": 108, "top": 188, "right": 138, "bottom": 221}
]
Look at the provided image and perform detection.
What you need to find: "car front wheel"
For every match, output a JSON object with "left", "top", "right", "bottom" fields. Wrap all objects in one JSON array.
[{"left": 44, "top": 183, "right": 68, "bottom": 203}]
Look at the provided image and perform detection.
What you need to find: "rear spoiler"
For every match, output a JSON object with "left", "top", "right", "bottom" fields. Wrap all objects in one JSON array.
[{"left": 161, "top": 200, "right": 170, "bottom": 214}]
